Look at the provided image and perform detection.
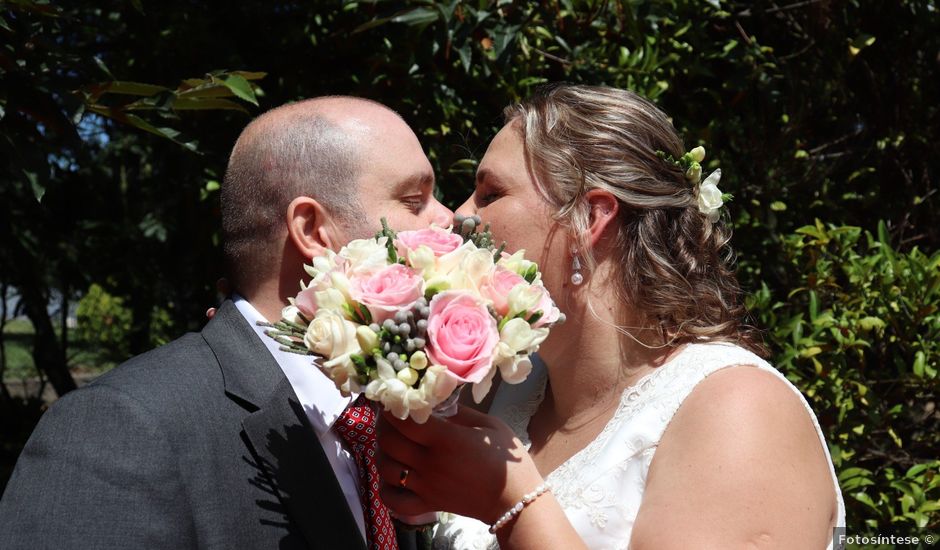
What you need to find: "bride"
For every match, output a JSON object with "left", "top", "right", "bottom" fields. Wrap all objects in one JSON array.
[{"left": 376, "top": 84, "right": 845, "bottom": 549}]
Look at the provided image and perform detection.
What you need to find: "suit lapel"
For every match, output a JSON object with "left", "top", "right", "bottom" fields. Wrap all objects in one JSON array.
[{"left": 203, "top": 301, "right": 366, "bottom": 550}]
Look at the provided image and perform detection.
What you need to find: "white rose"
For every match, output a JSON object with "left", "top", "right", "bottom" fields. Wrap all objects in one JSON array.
[
  {"left": 697, "top": 169, "right": 723, "bottom": 223},
  {"left": 434, "top": 240, "right": 476, "bottom": 277},
  {"left": 450, "top": 248, "right": 495, "bottom": 292},
  {"left": 303, "top": 310, "right": 361, "bottom": 359}
]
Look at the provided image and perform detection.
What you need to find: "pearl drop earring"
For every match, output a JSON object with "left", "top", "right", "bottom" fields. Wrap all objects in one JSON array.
[{"left": 571, "top": 251, "right": 584, "bottom": 286}]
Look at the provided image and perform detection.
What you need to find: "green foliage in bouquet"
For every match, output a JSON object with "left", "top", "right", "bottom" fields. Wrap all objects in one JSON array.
[{"left": 749, "top": 221, "right": 940, "bottom": 531}]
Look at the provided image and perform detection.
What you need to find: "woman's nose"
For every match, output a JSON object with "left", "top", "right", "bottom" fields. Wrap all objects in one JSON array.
[{"left": 455, "top": 196, "right": 476, "bottom": 217}]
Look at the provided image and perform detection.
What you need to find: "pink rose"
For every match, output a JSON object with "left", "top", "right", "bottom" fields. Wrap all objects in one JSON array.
[
  {"left": 349, "top": 264, "right": 424, "bottom": 322},
  {"left": 295, "top": 287, "right": 318, "bottom": 318},
  {"left": 480, "top": 266, "right": 526, "bottom": 316},
  {"left": 395, "top": 227, "right": 464, "bottom": 257},
  {"left": 425, "top": 291, "right": 499, "bottom": 383}
]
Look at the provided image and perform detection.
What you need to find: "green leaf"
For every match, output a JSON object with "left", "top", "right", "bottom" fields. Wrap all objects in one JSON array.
[
  {"left": 217, "top": 74, "right": 258, "bottom": 106},
  {"left": 23, "top": 170, "right": 44, "bottom": 203},
  {"left": 913, "top": 351, "right": 926, "bottom": 377},
  {"left": 391, "top": 7, "right": 438, "bottom": 26}
]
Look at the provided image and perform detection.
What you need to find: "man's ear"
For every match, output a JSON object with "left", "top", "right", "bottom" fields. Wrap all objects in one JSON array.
[
  {"left": 584, "top": 189, "right": 620, "bottom": 248},
  {"left": 286, "top": 196, "right": 336, "bottom": 260}
]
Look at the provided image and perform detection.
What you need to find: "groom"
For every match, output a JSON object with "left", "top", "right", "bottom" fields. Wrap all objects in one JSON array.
[{"left": 0, "top": 97, "right": 451, "bottom": 549}]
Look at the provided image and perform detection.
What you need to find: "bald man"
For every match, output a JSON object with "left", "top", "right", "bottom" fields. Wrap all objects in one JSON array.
[{"left": 0, "top": 97, "right": 452, "bottom": 550}]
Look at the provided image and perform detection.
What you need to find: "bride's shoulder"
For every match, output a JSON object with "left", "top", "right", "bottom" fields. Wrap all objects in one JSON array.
[{"left": 632, "top": 362, "right": 838, "bottom": 548}]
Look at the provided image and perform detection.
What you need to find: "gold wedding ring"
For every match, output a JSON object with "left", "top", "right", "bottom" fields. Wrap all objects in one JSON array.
[{"left": 398, "top": 468, "right": 410, "bottom": 489}]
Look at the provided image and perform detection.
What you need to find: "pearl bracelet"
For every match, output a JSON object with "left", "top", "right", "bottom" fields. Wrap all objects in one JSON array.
[{"left": 488, "top": 481, "right": 552, "bottom": 534}]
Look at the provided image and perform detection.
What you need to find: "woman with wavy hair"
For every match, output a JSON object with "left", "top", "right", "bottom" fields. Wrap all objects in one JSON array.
[{"left": 377, "top": 84, "right": 845, "bottom": 549}]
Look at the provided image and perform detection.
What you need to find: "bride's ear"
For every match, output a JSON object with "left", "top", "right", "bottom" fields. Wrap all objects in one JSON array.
[
  {"left": 286, "top": 196, "right": 336, "bottom": 260},
  {"left": 584, "top": 189, "right": 619, "bottom": 248}
]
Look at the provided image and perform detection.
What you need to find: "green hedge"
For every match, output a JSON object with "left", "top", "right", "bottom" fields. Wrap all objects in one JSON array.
[{"left": 751, "top": 221, "right": 940, "bottom": 530}]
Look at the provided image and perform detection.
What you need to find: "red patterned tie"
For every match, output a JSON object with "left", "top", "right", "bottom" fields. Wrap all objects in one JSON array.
[{"left": 333, "top": 395, "right": 398, "bottom": 550}]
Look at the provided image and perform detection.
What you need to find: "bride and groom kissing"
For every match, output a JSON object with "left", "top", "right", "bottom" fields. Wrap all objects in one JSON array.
[{"left": 0, "top": 87, "right": 845, "bottom": 549}]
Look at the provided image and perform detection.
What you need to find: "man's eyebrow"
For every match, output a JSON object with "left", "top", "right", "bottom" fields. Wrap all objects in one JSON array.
[{"left": 393, "top": 172, "right": 435, "bottom": 194}]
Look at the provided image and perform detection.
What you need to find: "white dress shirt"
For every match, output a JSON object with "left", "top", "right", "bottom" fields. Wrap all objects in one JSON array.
[{"left": 233, "top": 295, "right": 366, "bottom": 538}]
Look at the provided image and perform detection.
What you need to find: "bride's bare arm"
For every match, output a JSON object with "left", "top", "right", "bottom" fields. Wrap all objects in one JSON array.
[
  {"left": 376, "top": 406, "right": 588, "bottom": 550},
  {"left": 630, "top": 366, "right": 837, "bottom": 550}
]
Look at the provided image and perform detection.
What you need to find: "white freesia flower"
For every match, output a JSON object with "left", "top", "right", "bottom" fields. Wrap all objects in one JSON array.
[
  {"left": 690, "top": 146, "right": 706, "bottom": 163},
  {"left": 500, "top": 355, "right": 533, "bottom": 384},
  {"left": 329, "top": 271, "right": 352, "bottom": 300},
  {"left": 303, "top": 309, "right": 361, "bottom": 360},
  {"left": 304, "top": 249, "right": 340, "bottom": 286},
  {"left": 315, "top": 288, "right": 347, "bottom": 315},
  {"left": 406, "top": 244, "right": 437, "bottom": 275},
  {"left": 697, "top": 169, "right": 723, "bottom": 223},
  {"left": 340, "top": 237, "right": 389, "bottom": 274},
  {"left": 281, "top": 305, "right": 304, "bottom": 325},
  {"left": 497, "top": 318, "right": 549, "bottom": 356},
  {"left": 323, "top": 354, "right": 361, "bottom": 396},
  {"left": 356, "top": 325, "right": 379, "bottom": 353},
  {"left": 497, "top": 250, "right": 537, "bottom": 278},
  {"left": 507, "top": 284, "right": 542, "bottom": 317},
  {"left": 365, "top": 361, "right": 457, "bottom": 423}
]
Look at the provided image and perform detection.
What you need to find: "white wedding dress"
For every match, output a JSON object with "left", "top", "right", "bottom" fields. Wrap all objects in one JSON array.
[{"left": 432, "top": 342, "right": 846, "bottom": 549}]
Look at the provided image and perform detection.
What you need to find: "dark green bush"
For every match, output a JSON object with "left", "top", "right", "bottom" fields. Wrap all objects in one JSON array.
[
  {"left": 75, "top": 284, "right": 133, "bottom": 360},
  {"left": 750, "top": 221, "right": 940, "bottom": 530}
]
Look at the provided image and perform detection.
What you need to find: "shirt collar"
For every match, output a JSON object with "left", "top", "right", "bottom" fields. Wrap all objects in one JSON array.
[{"left": 232, "top": 294, "right": 352, "bottom": 436}]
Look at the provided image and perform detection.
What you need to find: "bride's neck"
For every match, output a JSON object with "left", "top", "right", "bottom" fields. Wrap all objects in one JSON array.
[{"left": 538, "top": 285, "right": 671, "bottom": 425}]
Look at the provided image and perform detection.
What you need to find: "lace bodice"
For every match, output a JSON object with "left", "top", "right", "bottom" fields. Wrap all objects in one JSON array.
[{"left": 432, "top": 342, "right": 846, "bottom": 549}]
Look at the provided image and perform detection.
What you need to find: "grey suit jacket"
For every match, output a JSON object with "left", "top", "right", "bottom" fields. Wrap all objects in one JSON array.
[{"left": 0, "top": 300, "right": 408, "bottom": 550}]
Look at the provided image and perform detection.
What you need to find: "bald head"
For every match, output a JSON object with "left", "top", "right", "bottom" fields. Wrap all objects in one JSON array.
[{"left": 220, "top": 96, "right": 404, "bottom": 288}]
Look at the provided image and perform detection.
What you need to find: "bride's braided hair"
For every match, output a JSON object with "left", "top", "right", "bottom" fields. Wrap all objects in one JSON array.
[{"left": 504, "top": 83, "right": 765, "bottom": 355}]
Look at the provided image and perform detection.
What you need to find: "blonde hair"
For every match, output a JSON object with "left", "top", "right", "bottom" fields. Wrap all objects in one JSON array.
[{"left": 505, "top": 84, "right": 764, "bottom": 355}]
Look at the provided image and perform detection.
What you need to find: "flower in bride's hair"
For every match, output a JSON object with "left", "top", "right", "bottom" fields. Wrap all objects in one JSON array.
[
  {"left": 426, "top": 291, "right": 499, "bottom": 384},
  {"left": 689, "top": 146, "right": 706, "bottom": 163},
  {"left": 395, "top": 226, "right": 464, "bottom": 257},
  {"left": 303, "top": 309, "right": 362, "bottom": 360},
  {"left": 697, "top": 169, "right": 724, "bottom": 223},
  {"left": 348, "top": 264, "right": 424, "bottom": 322}
]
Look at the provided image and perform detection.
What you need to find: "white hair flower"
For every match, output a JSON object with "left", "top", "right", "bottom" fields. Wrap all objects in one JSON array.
[{"left": 697, "top": 169, "right": 723, "bottom": 224}]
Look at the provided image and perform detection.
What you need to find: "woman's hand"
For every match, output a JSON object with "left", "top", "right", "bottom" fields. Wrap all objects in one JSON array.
[{"left": 376, "top": 405, "right": 543, "bottom": 524}]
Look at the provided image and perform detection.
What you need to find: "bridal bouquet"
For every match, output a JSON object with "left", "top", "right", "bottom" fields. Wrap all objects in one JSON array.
[{"left": 263, "top": 217, "right": 562, "bottom": 423}]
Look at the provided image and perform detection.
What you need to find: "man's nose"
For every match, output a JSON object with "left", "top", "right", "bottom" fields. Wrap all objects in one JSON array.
[{"left": 427, "top": 198, "right": 454, "bottom": 226}]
